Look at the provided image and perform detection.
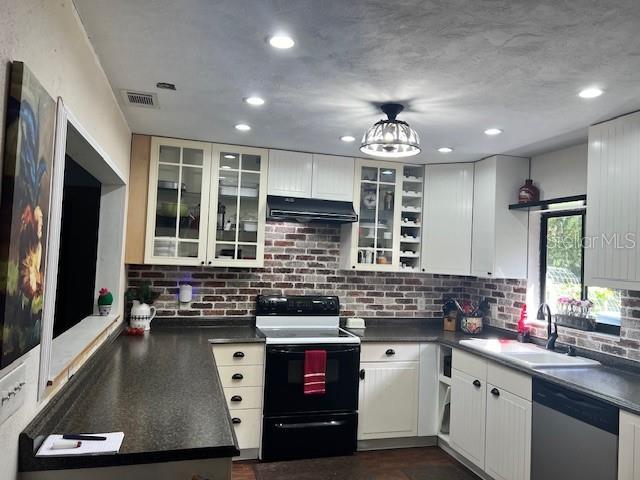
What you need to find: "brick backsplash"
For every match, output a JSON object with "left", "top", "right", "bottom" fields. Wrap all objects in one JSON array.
[
  {"left": 465, "top": 277, "right": 640, "bottom": 363},
  {"left": 126, "top": 221, "right": 640, "bottom": 363},
  {"left": 127, "top": 222, "right": 469, "bottom": 319}
]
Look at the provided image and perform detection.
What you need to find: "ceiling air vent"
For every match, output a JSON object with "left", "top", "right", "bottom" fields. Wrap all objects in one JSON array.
[{"left": 121, "top": 90, "right": 159, "bottom": 108}]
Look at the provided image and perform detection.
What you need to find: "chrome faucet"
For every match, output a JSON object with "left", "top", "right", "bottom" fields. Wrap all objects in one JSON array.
[{"left": 537, "top": 303, "right": 558, "bottom": 350}]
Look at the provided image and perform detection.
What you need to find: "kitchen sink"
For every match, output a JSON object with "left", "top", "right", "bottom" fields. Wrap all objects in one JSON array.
[{"left": 459, "top": 338, "right": 600, "bottom": 368}]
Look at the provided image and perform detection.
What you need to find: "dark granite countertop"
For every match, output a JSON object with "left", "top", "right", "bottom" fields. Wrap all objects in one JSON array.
[
  {"left": 20, "top": 327, "right": 239, "bottom": 472},
  {"left": 347, "top": 318, "right": 640, "bottom": 416},
  {"left": 21, "top": 317, "right": 640, "bottom": 473}
]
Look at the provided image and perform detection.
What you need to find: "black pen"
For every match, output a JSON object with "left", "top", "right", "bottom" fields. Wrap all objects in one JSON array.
[{"left": 62, "top": 434, "right": 107, "bottom": 441}]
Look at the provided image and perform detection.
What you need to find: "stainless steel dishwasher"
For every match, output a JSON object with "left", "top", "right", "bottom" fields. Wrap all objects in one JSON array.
[{"left": 531, "top": 378, "right": 619, "bottom": 480}]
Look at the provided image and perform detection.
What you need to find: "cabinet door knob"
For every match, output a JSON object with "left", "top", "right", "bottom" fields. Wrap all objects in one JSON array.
[
  {"left": 487, "top": 272, "right": 492, "bottom": 276},
  {"left": 232, "top": 417, "right": 242, "bottom": 424},
  {"left": 231, "top": 373, "right": 244, "bottom": 380},
  {"left": 473, "top": 379, "right": 481, "bottom": 388},
  {"left": 359, "top": 369, "right": 365, "bottom": 380},
  {"left": 200, "top": 261, "right": 205, "bottom": 265},
  {"left": 208, "top": 261, "right": 212, "bottom": 265},
  {"left": 230, "top": 395, "right": 242, "bottom": 402},
  {"left": 491, "top": 387, "right": 500, "bottom": 397},
  {"left": 233, "top": 351, "right": 245, "bottom": 358},
  {"left": 385, "top": 349, "right": 395, "bottom": 356}
]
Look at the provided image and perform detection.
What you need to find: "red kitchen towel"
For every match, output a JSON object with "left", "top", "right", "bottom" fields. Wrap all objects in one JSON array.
[{"left": 303, "top": 349, "right": 327, "bottom": 395}]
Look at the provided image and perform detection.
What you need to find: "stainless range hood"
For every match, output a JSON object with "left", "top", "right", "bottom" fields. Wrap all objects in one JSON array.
[{"left": 267, "top": 195, "right": 358, "bottom": 223}]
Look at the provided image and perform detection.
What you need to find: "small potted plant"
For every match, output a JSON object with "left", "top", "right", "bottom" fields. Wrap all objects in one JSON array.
[
  {"left": 97, "top": 288, "right": 114, "bottom": 316},
  {"left": 125, "top": 281, "right": 160, "bottom": 331}
]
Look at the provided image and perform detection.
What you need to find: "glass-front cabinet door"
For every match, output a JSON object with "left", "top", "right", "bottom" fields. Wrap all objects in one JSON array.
[
  {"left": 352, "top": 159, "right": 402, "bottom": 270},
  {"left": 145, "top": 138, "right": 212, "bottom": 265},
  {"left": 208, "top": 144, "right": 267, "bottom": 267}
]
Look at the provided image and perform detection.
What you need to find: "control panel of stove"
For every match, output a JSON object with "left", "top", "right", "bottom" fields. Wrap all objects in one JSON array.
[{"left": 256, "top": 295, "right": 339, "bottom": 316}]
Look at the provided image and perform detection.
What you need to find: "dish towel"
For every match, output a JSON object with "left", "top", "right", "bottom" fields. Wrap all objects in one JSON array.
[{"left": 303, "top": 349, "right": 327, "bottom": 395}]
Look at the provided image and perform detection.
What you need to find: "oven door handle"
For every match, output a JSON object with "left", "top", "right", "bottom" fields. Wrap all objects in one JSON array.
[
  {"left": 274, "top": 420, "right": 346, "bottom": 430},
  {"left": 269, "top": 347, "right": 360, "bottom": 355}
]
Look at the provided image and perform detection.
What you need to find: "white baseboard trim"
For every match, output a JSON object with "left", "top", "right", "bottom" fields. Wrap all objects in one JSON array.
[{"left": 357, "top": 436, "right": 437, "bottom": 451}]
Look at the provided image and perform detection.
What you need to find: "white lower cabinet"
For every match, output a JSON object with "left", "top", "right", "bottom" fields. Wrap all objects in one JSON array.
[
  {"left": 358, "top": 361, "right": 419, "bottom": 439},
  {"left": 485, "top": 384, "right": 531, "bottom": 480},
  {"left": 619, "top": 410, "right": 640, "bottom": 480},
  {"left": 212, "top": 343, "right": 265, "bottom": 455},
  {"left": 450, "top": 368, "right": 487, "bottom": 469},
  {"left": 450, "top": 349, "right": 531, "bottom": 478},
  {"left": 358, "top": 343, "right": 420, "bottom": 440}
]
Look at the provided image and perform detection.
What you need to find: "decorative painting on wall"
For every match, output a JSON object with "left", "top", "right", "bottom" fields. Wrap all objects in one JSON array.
[{"left": 0, "top": 62, "right": 56, "bottom": 369}]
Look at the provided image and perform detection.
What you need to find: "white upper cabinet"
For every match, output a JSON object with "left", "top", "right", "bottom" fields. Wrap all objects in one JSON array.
[
  {"left": 145, "top": 137, "right": 212, "bottom": 265},
  {"left": 423, "top": 163, "right": 474, "bottom": 275},
  {"left": 267, "top": 149, "right": 313, "bottom": 198},
  {"left": 471, "top": 155, "right": 529, "bottom": 279},
  {"left": 311, "top": 154, "right": 354, "bottom": 202},
  {"left": 267, "top": 150, "right": 355, "bottom": 202},
  {"left": 585, "top": 111, "right": 640, "bottom": 290},
  {"left": 208, "top": 144, "right": 268, "bottom": 267},
  {"left": 342, "top": 159, "right": 403, "bottom": 271},
  {"left": 144, "top": 137, "right": 267, "bottom": 267}
]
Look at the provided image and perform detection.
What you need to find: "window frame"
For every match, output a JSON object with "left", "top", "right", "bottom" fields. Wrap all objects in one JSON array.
[
  {"left": 539, "top": 209, "right": 586, "bottom": 305},
  {"left": 539, "top": 209, "right": 621, "bottom": 336}
]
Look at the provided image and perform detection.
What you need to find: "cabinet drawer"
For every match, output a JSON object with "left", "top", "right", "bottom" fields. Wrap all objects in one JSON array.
[
  {"left": 223, "top": 386, "right": 263, "bottom": 410},
  {"left": 361, "top": 343, "right": 420, "bottom": 362},
  {"left": 213, "top": 344, "right": 264, "bottom": 366},
  {"left": 487, "top": 361, "right": 531, "bottom": 401},
  {"left": 218, "top": 365, "right": 264, "bottom": 388},
  {"left": 453, "top": 348, "right": 487, "bottom": 380},
  {"left": 229, "top": 408, "right": 261, "bottom": 450}
]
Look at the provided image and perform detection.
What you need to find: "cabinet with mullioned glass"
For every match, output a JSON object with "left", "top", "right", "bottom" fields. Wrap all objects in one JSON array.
[{"left": 144, "top": 138, "right": 267, "bottom": 267}]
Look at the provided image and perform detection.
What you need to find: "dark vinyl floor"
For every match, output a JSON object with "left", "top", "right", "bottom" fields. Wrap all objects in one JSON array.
[{"left": 232, "top": 447, "right": 479, "bottom": 480}]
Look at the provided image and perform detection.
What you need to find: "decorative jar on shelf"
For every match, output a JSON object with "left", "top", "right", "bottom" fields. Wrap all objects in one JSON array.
[{"left": 518, "top": 179, "right": 539, "bottom": 203}]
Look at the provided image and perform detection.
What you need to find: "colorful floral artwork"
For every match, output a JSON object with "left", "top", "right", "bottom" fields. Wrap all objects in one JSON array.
[{"left": 0, "top": 62, "right": 56, "bottom": 369}]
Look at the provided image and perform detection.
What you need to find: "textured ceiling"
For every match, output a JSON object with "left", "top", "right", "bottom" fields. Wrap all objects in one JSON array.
[{"left": 73, "top": 0, "right": 640, "bottom": 163}]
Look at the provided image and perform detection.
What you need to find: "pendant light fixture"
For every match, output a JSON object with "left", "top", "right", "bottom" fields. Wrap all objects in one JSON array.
[{"left": 360, "top": 103, "right": 421, "bottom": 158}]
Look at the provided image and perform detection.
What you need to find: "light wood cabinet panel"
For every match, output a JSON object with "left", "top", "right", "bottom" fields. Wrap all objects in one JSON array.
[
  {"left": 423, "top": 163, "right": 473, "bottom": 275},
  {"left": 358, "top": 361, "right": 419, "bottom": 440},
  {"left": 267, "top": 149, "right": 313, "bottom": 198},
  {"left": 125, "top": 134, "right": 151, "bottom": 264},
  {"left": 619, "top": 410, "right": 640, "bottom": 480},
  {"left": 450, "top": 368, "right": 486, "bottom": 469},
  {"left": 311, "top": 154, "right": 354, "bottom": 201},
  {"left": 585, "top": 111, "right": 640, "bottom": 290},
  {"left": 485, "top": 384, "right": 531, "bottom": 480}
]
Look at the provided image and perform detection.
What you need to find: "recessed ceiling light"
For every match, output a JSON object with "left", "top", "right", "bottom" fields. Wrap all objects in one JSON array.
[
  {"left": 438, "top": 147, "right": 453, "bottom": 153},
  {"left": 381, "top": 170, "right": 393, "bottom": 175},
  {"left": 484, "top": 128, "right": 503, "bottom": 136},
  {"left": 224, "top": 154, "right": 236, "bottom": 159},
  {"left": 221, "top": 165, "right": 231, "bottom": 170},
  {"left": 235, "top": 123, "right": 251, "bottom": 131},
  {"left": 340, "top": 135, "right": 356, "bottom": 142},
  {"left": 245, "top": 96, "right": 265, "bottom": 106},
  {"left": 269, "top": 34, "right": 295, "bottom": 49},
  {"left": 578, "top": 87, "right": 603, "bottom": 99}
]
